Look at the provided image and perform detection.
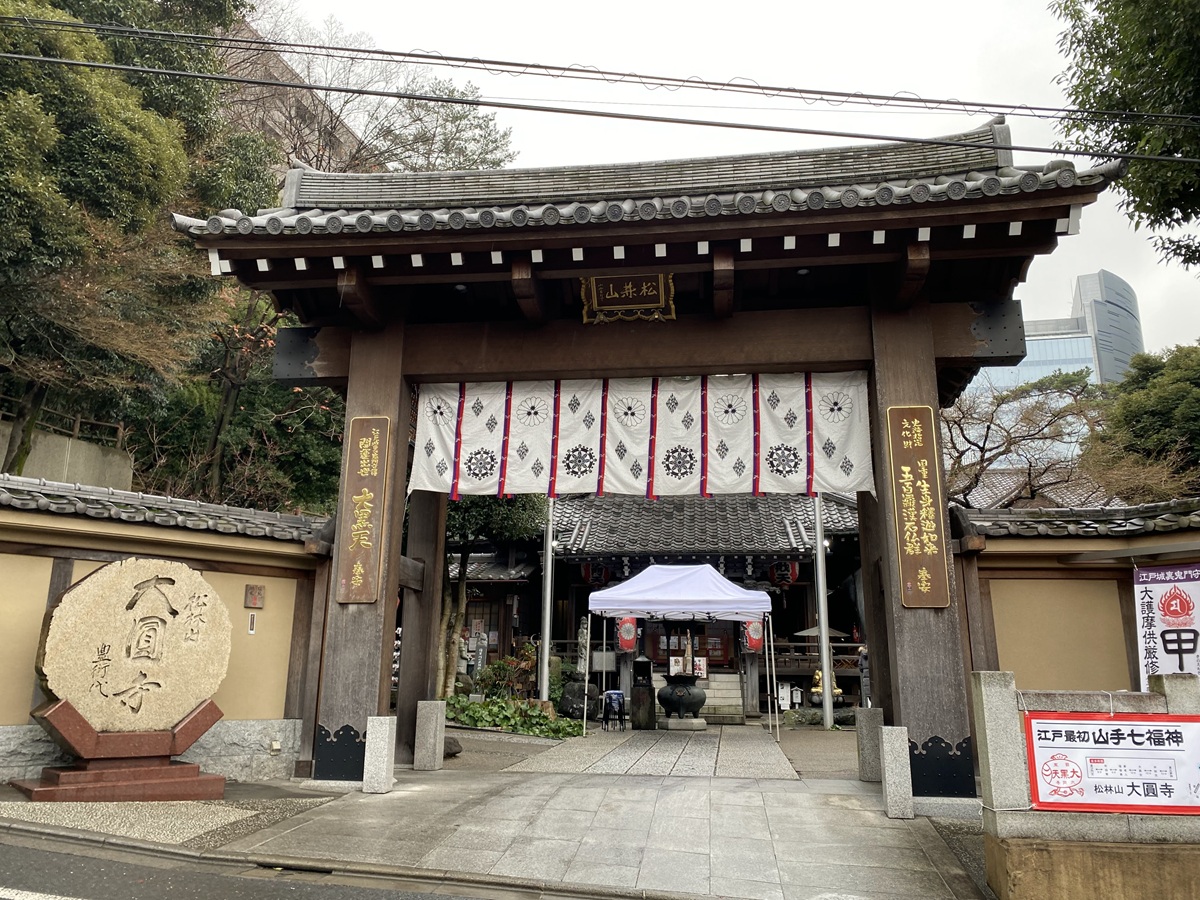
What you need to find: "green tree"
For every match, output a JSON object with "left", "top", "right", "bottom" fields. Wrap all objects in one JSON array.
[
  {"left": 437, "top": 496, "right": 546, "bottom": 697},
  {"left": 0, "top": 0, "right": 231, "bottom": 472},
  {"left": 56, "top": 0, "right": 248, "bottom": 148},
  {"left": 123, "top": 290, "right": 344, "bottom": 513},
  {"left": 1053, "top": 0, "right": 1200, "bottom": 265},
  {"left": 941, "top": 370, "right": 1106, "bottom": 508},
  {"left": 1080, "top": 343, "right": 1200, "bottom": 501}
]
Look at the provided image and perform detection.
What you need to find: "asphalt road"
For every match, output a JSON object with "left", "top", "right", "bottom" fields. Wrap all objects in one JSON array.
[{"left": 0, "top": 836, "right": 491, "bottom": 900}]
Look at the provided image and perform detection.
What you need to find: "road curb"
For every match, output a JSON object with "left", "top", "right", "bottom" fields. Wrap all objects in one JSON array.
[{"left": 0, "top": 817, "right": 692, "bottom": 900}]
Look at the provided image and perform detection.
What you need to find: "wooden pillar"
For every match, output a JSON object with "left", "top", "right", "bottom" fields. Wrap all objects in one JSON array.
[
  {"left": 856, "top": 491, "right": 896, "bottom": 718},
  {"left": 865, "top": 296, "right": 975, "bottom": 797},
  {"left": 313, "top": 323, "right": 410, "bottom": 780},
  {"left": 396, "top": 490, "right": 447, "bottom": 763}
]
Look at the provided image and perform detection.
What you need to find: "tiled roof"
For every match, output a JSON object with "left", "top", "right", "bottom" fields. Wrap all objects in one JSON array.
[
  {"left": 0, "top": 473, "right": 326, "bottom": 545},
  {"left": 448, "top": 555, "right": 535, "bottom": 581},
  {"left": 554, "top": 493, "right": 858, "bottom": 558},
  {"left": 173, "top": 119, "right": 1121, "bottom": 240},
  {"left": 951, "top": 467, "right": 1122, "bottom": 511},
  {"left": 965, "top": 497, "right": 1200, "bottom": 538}
]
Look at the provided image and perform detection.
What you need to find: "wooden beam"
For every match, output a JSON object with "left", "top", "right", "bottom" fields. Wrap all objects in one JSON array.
[
  {"left": 404, "top": 308, "right": 874, "bottom": 380},
  {"left": 1058, "top": 541, "right": 1200, "bottom": 564},
  {"left": 274, "top": 299, "right": 1028, "bottom": 386},
  {"left": 336, "top": 266, "right": 384, "bottom": 328},
  {"left": 396, "top": 491, "right": 447, "bottom": 764},
  {"left": 512, "top": 257, "right": 547, "bottom": 323},
  {"left": 313, "top": 322, "right": 411, "bottom": 779},
  {"left": 896, "top": 243, "right": 931, "bottom": 307},
  {"left": 864, "top": 295, "right": 974, "bottom": 795},
  {"left": 274, "top": 326, "right": 353, "bottom": 386},
  {"left": 395, "top": 555, "right": 426, "bottom": 591},
  {"left": 712, "top": 247, "right": 735, "bottom": 318}
]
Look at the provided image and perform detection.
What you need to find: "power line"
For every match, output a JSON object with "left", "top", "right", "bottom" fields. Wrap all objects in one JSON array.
[
  {"left": 3, "top": 50, "right": 1199, "bottom": 165},
  {"left": 5, "top": 14, "right": 1200, "bottom": 132}
]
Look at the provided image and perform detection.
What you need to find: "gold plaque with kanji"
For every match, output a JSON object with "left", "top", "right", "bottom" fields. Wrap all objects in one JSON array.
[
  {"left": 338, "top": 416, "right": 390, "bottom": 604},
  {"left": 885, "top": 406, "right": 951, "bottom": 608},
  {"left": 581, "top": 273, "right": 675, "bottom": 323}
]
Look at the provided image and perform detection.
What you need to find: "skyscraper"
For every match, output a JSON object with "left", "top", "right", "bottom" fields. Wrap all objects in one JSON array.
[{"left": 984, "top": 269, "right": 1143, "bottom": 388}]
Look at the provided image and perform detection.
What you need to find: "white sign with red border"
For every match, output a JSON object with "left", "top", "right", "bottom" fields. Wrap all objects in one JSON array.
[
  {"left": 1134, "top": 564, "right": 1200, "bottom": 689},
  {"left": 1025, "top": 711, "right": 1200, "bottom": 814}
]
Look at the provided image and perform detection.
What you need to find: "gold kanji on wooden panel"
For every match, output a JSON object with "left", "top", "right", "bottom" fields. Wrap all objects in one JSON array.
[
  {"left": 338, "top": 416, "right": 390, "bottom": 604},
  {"left": 885, "top": 405, "right": 951, "bottom": 608},
  {"left": 581, "top": 273, "right": 675, "bottom": 323}
]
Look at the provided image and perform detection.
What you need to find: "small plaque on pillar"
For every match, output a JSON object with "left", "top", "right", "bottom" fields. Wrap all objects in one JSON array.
[
  {"left": 338, "top": 416, "right": 391, "bottom": 604},
  {"left": 885, "top": 405, "right": 950, "bottom": 608}
]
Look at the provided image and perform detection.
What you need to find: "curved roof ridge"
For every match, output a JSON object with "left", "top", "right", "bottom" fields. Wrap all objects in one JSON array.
[
  {"left": 284, "top": 121, "right": 1004, "bottom": 210},
  {"left": 0, "top": 472, "right": 326, "bottom": 545}
]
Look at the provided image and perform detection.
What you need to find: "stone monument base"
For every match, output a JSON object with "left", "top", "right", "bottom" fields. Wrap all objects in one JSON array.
[
  {"left": 13, "top": 758, "right": 224, "bottom": 802},
  {"left": 11, "top": 698, "right": 225, "bottom": 802},
  {"left": 659, "top": 717, "right": 707, "bottom": 731}
]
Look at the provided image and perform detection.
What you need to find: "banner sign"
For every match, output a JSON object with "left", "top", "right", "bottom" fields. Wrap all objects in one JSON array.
[
  {"left": 1135, "top": 564, "right": 1200, "bottom": 689},
  {"left": 1025, "top": 711, "right": 1200, "bottom": 814},
  {"left": 336, "top": 416, "right": 390, "bottom": 604},
  {"left": 409, "top": 372, "right": 874, "bottom": 498},
  {"left": 884, "top": 406, "right": 950, "bottom": 608}
]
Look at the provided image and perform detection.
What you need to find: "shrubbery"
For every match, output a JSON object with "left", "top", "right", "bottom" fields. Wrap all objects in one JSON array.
[{"left": 445, "top": 694, "right": 582, "bottom": 739}]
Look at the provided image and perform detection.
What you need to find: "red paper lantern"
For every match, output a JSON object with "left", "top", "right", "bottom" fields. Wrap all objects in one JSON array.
[
  {"left": 769, "top": 561, "right": 801, "bottom": 586},
  {"left": 743, "top": 619, "right": 764, "bottom": 652},
  {"left": 581, "top": 563, "right": 610, "bottom": 586},
  {"left": 617, "top": 617, "right": 638, "bottom": 651}
]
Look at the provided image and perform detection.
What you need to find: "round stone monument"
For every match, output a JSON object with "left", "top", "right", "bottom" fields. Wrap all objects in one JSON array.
[{"left": 38, "top": 557, "right": 232, "bottom": 733}]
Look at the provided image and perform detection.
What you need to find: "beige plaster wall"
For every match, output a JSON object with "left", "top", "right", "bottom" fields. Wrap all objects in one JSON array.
[
  {"left": 990, "top": 578, "right": 1130, "bottom": 691},
  {"left": 200, "top": 572, "right": 297, "bottom": 721},
  {"left": 0, "top": 558, "right": 299, "bottom": 727},
  {"left": 0, "top": 554, "right": 53, "bottom": 725}
]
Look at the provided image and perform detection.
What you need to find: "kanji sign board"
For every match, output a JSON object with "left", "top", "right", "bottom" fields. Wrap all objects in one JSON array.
[
  {"left": 1025, "top": 711, "right": 1200, "bottom": 814},
  {"left": 1135, "top": 564, "right": 1200, "bottom": 689}
]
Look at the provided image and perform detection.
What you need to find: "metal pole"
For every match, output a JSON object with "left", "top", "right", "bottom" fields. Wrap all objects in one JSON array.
[
  {"left": 538, "top": 497, "right": 555, "bottom": 701},
  {"left": 601, "top": 617, "right": 607, "bottom": 694},
  {"left": 581, "top": 613, "right": 592, "bottom": 736},
  {"left": 766, "top": 613, "right": 780, "bottom": 741},
  {"left": 814, "top": 493, "right": 834, "bottom": 730}
]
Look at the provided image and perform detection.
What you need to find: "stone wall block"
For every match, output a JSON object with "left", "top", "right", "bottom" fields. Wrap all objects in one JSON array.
[
  {"left": 970, "top": 671, "right": 1030, "bottom": 811},
  {"left": 880, "top": 725, "right": 913, "bottom": 819},
  {"left": 857, "top": 706, "right": 882, "bottom": 782},
  {"left": 0, "top": 725, "right": 71, "bottom": 781},
  {"left": 414, "top": 701, "right": 445, "bottom": 771},
  {"left": 1150, "top": 673, "right": 1200, "bottom": 714}
]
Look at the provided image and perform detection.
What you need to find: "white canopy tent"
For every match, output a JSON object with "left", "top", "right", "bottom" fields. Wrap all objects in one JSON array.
[
  {"left": 588, "top": 564, "right": 771, "bottom": 621},
  {"left": 587, "top": 564, "right": 781, "bottom": 739}
]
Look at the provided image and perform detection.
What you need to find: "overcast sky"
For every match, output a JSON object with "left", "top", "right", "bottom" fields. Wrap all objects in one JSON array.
[{"left": 295, "top": 0, "right": 1198, "bottom": 352}]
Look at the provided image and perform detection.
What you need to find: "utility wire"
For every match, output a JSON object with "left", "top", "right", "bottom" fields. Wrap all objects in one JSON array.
[
  {"left": 8, "top": 51, "right": 1197, "bottom": 164},
  {"left": 5, "top": 14, "right": 1200, "bottom": 131},
  {"left": 5, "top": 50, "right": 1199, "bottom": 165}
]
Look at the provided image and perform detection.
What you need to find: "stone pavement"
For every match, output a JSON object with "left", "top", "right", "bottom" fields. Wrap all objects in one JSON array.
[
  {"left": 0, "top": 726, "right": 988, "bottom": 900},
  {"left": 505, "top": 724, "right": 798, "bottom": 779}
]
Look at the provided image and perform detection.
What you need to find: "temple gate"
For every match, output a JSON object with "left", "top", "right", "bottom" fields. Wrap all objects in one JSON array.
[{"left": 175, "top": 116, "right": 1117, "bottom": 794}]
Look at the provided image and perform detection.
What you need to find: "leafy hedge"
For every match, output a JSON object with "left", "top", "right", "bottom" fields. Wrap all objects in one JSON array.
[{"left": 445, "top": 694, "right": 583, "bottom": 739}]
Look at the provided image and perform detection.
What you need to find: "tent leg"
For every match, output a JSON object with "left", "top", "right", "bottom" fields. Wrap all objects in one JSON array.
[
  {"left": 582, "top": 614, "right": 591, "bottom": 736},
  {"left": 764, "top": 614, "right": 772, "bottom": 735},
  {"left": 815, "top": 492, "right": 834, "bottom": 731},
  {"left": 766, "top": 613, "right": 780, "bottom": 742}
]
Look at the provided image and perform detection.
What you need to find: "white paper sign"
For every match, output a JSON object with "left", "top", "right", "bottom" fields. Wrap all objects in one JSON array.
[
  {"left": 1135, "top": 564, "right": 1200, "bottom": 689},
  {"left": 1025, "top": 712, "right": 1200, "bottom": 814}
]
